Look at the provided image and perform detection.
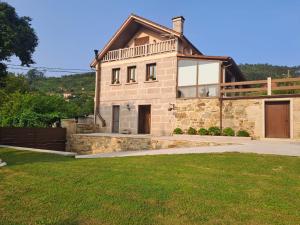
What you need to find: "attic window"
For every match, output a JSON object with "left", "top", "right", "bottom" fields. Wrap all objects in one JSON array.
[{"left": 134, "top": 36, "right": 149, "bottom": 46}]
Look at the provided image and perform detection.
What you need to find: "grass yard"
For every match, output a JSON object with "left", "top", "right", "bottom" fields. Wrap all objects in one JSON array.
[{"left": 0, "top": 148, "right": 300, "bottom": 225}]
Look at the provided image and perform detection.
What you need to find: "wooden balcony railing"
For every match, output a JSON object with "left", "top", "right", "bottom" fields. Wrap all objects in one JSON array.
[
  {"left": 221, "top": 77, "right": 300, "bottom": 98},
  {"left": 102, "top": 39, "right": 177, "bottom": 62}
]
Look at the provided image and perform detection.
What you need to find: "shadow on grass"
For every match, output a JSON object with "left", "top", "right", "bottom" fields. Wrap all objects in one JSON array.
[{"left": 0, "top": 148, "right": 74, "bottom": 167}]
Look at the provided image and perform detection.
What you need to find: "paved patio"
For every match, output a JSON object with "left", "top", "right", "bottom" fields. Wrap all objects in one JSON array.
[{"left": 76, "top": 139, "right": 300, "bottom": 158}]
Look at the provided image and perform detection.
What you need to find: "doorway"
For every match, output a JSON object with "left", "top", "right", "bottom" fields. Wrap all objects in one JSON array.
[
  {"left": 138, "top": 105, "right": 151, "bottom": 134},
  {"left": 265, "top": 101, "right": 290, "bottom": 138},
  {"left": 112, "top": 105, "right": 120, "bottom": 133}
]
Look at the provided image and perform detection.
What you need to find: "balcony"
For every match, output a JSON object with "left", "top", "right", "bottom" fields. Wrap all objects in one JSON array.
[{"left": 102, "top": 39, "right": 177, "bottom": 62}]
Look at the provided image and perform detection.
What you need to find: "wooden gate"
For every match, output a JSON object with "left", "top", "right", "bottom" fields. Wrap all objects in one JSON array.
[{"left": 265, "top": 101, "right": 290, "bottom": 138}]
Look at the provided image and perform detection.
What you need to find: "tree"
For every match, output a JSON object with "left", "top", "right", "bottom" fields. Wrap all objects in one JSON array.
[
  {"left": 0, "top": 2, "right": 38, "bottom": 80},
  {"left": 3, "top": 73, "right": 30, "bottom": 94},
  {"left": 0, "top": 93, "right": 73, "bottom": 128},
  {"left": 25, "top": 68, "right": 44, "bottom": 90}
]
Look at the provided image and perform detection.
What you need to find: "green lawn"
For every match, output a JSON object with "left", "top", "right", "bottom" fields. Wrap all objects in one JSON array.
[{"left": 0, "top": 148, "right": 300, "bottom": 225}]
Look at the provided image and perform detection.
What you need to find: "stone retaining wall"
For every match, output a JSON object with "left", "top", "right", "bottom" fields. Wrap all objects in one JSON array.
[{"left": 68, "top": 134, "right": 227, "bottom": 155}]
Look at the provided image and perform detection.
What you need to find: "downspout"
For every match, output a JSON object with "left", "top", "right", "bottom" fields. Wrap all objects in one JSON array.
[
  {"left": 219, "top": 63, "right": 224, "bottom": 131},
  {"left": 220, "top": 61, "right": 232, "bottom": 131},
  {"left": 93, "top": 51, "right": 106, "bottom": 127}
]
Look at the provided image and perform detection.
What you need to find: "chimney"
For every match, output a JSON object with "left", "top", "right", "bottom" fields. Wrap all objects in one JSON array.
[{"left": 172, "top": 16, "right": 185, "bottom": 34}]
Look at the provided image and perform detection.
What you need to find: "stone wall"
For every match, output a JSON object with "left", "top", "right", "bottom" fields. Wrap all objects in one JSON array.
[
  {"left": 175, "top": 98, "right": 220, "bottom": 132},
  {"left": 68, "top": 134, "right": 227, "bottom": 155},
  {"left": 174, "top": 97, "right": 300, "bottom": 139},
  {"left": 222, "top": 99, "right": 263, "bottom": 138},
  {"left": 293, "top": 98, "right": 300, "bottom": 139}
]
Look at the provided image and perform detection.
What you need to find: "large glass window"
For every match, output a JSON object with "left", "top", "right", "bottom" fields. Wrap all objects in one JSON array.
[{"left": 177, "top": 60, "right": 220, "bottom": 98}]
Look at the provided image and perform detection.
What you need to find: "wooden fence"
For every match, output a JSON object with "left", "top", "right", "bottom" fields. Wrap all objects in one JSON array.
[
  {"left": 0, "top": 128, "right": 66, "bottom": 151},
  {"left": 220, "top": 77, "right": 300, "bottom": 97}
]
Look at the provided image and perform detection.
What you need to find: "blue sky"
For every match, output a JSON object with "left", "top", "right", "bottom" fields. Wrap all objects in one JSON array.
[{"left": 4, "top": 0, "right": 300, "bottom": 76}]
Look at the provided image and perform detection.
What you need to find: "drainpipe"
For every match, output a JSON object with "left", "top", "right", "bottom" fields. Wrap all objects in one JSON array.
[
  {"left": 93, "top": 51, "right": 106, "bottom": 127},
  {"left": 219, "top": 63, "right": 229, "bottom": 131}
]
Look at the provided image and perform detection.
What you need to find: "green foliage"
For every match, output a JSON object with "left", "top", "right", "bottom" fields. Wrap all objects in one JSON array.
[
  {"left": 0, "top": 2, "right": 38, "bottom": 79},
  {"left": 208, "top": 126, "right": 221, "bottom": 136},
  {"left": 239, "top": 64, "right": 300, "bottom": 81},
  {"left": 34, "top": 72, "right": 95, "bottom": 95},
  {"left": 198, "top": 128, "right": 208, "bottom": 135},
  {"left": 0, "top": 92, "right": 83, "bottom": 128},
  {"left": 2, "top": 73, "right": 30, "bottom": 93},
  {"left": 187, "top": 127, "right": 197, "bottom": 135},
  {"left": 222, "top": 127, "right": 235, "bottom": 136},
  {"left": 68, "top": 93, "right": 94, "bottom": 117},
  {"left": 25, "top": 69, "right": 44, "bottom": 91},
  {"left": 173, "top": 127, "right": 183, "bottom": 134},
  {"left": 237, "top": 130, "right": 250, "bottom": 137}
]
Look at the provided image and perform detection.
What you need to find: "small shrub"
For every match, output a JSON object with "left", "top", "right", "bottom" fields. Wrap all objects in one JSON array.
[
  {"left": 208, "top": 126, "right": 221, "bottom": 136},
  {"left": 237, "top": 130, "right": 250, "bottom": 137},
  {"left": 187, "top": 127, "right": 197, "bottom": 135},
  {"left": 198, "top": 128, "right": 208, "bottom": 135},
  {"left": 173, "top": 127, "right": 183, "bottom": 134},
  {"left": 222, "top": 127, "right": 235, "bottom": 136}
]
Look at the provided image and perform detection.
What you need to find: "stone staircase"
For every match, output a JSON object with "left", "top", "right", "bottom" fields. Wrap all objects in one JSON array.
[{"left": 0, "top": 158, "right": 7, "bottom": 167}]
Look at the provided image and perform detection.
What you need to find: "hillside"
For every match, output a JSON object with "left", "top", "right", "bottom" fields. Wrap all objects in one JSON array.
[
  {"left": 239, "top": 64, "right": 300, "bottom": 81},
  {"left": 35, "top": 72, "right": 95, "bottom": 95}
]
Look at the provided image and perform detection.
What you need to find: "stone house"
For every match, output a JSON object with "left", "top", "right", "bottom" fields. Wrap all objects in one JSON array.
[{"left": 91, "top": 14, "right": 300, "bottom": 139}]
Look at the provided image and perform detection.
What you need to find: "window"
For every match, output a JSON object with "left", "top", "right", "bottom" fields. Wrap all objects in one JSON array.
[
  {"left": 146, "top": 63, "right": 156, "bottom": 81},
  {"left": 112, "top": 68, "right": 120, "bottom": 84},
  {"left": 177, "top": 60, "right": 220, "bottom": 98},
  {"left": 127, "top": 66, "right": 136, "bottom": 83}
]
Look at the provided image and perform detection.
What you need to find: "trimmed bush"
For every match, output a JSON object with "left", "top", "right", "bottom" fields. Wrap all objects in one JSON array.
[
  {"left": 173, "top": 127, "right": 183, "bottom": 134},
  {"left": 198, "top": 128, "right": 208, "bottom": 135},
  {"left": 222, "top": 127, "right": 235, "bottom": 136},
  {"left": 208, "top": 126, "right": 221, "bottom": 136},
  {"left": 237, "top": 130, "right": 250, "bottom": 137},
  {"left": 187, "top": 127, "right": 197, "bottom": 135}
]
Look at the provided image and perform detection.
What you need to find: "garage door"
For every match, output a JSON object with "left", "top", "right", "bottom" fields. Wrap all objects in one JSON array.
[{"left": 265, "top": 101, "right": 290, "bottom": 138}]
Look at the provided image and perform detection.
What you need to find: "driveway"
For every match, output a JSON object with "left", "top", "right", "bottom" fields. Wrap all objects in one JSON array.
[{"left": 76, "top": 139, "right": 300, "bottom": 158}]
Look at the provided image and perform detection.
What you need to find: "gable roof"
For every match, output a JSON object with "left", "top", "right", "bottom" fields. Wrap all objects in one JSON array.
[{"left": 90, "top": 14, "right": 202, "bottom": 67}]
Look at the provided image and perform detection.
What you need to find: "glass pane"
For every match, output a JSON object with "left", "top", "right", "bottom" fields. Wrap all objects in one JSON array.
[
  {"left": 198, "top": 61, "right": 220, "bottom": 85},
  {"left": 177, "top": 86, "right": 196, "bottom": 98},
  {"left": 198, "top": 84, "right": 219, "bottom": 97},
  {"left": 178, "top": 60, "right": 197, "bottom": 86}
]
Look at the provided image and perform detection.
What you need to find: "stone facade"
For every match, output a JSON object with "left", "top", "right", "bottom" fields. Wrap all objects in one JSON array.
[
  {"left": 175, "top": 98, "right": 220, "bottom": 132},
  {"left": 96, "top": 53, "right": 177, "bottom": 136}
]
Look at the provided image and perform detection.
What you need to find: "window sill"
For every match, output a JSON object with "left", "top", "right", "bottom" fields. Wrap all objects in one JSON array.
[
  {"left": 144, "top": 80, "right": 158, "bottom": 83},
  {"left": 110, "top": 83, "right": 121, "bottom": 86},
  {"left": 125, "top": 82, "right": 138, "bottom": 85}
]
